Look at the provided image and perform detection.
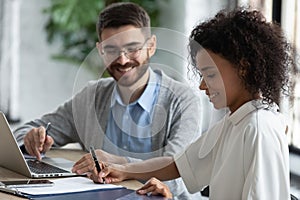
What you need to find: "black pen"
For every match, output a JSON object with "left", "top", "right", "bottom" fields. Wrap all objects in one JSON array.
[
  {"left": 90, "top": 146, "right": 101, "bottom": 173},
  {"left": 44, "top": 122, "right": 51, "bottom": 142}
]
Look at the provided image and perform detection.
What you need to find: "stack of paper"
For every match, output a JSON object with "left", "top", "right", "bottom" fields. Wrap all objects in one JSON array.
[{"left": 0, "top": 177, "right": 123, "bottom": 197}]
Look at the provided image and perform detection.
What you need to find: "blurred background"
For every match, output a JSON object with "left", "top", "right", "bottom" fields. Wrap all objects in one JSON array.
[
  {"left": 0, "top": 0, "right": 299, "bottom": 197},
  {"left": 0, "top": 0, "right": 234, "bottom": 123}
]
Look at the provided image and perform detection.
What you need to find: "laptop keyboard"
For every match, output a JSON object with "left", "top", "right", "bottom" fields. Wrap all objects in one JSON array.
[{"left": 27, "top": 160, "right": 69, "bottom": 174}]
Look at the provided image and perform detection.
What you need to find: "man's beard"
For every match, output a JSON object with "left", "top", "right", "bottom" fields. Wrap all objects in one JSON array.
[{"left": 107, "top": 58, "right": 150, "bottom": 87}]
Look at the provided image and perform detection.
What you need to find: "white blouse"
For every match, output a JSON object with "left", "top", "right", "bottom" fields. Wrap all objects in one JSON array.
[{"left": 175, "top": 100, "right": 290, "bottom": 200}]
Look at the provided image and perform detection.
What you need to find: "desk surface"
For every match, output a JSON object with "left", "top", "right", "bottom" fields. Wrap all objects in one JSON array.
[{"left": 0, "top": 148, "right": 143, "bottom": 199}]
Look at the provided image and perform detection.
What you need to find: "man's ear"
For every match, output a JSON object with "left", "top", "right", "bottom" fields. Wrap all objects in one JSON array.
[
  {"left": 96, "top": 42, "right": 103, "bottom": 56},
  {"left": 147, "top": 35, "right": 157, "bottom": 57}
]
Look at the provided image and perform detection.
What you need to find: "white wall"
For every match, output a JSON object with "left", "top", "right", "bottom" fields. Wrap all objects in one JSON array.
[{"left": 18, "top": 0, "right": 94, "bottom": 123}]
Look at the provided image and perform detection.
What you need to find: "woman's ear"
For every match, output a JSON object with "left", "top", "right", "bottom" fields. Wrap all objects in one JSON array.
[{"left": 147, "top": 35, "right": 157, "bottom": 57}]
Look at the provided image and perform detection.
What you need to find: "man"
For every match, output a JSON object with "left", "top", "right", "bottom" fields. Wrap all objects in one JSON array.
[{"left": 14, "top": 2, "right": 202, "bottom": 199}]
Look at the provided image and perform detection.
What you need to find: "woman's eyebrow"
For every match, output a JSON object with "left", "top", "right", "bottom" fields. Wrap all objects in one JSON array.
[{"left": 200, "top": 66, "right": 215, "bottom": 72}]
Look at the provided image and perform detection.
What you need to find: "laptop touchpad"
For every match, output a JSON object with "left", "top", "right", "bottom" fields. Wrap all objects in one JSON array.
[{"left": 42, "top": 157, "right": 74, "bottom": 171}]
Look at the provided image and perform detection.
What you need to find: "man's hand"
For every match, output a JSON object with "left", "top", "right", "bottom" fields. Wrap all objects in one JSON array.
[{"left": 23, "top": 126, "right": 54, "bottom": 160}]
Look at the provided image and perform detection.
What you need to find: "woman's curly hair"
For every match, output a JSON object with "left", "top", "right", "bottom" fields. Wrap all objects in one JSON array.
[{"left": 189, "top": 7, "right": 296, "bottom": 105}]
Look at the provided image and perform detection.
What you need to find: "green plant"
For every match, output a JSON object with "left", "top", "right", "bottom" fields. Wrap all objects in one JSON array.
[{"left": 43, "top": 0, "right": 164, "bottom": 65}]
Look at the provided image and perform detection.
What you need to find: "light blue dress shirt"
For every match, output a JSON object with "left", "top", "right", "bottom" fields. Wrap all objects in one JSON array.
[{"left": 104, "top": 69, "right": 161, "bottom": 155}]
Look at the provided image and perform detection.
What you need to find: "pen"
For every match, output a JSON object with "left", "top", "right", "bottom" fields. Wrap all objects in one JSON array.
[
  {"left": 90, "top": 146, "right": 101, "bottom": 173},
  {"left": 44, "top": 122, "right": 51, "bottom": 142}
]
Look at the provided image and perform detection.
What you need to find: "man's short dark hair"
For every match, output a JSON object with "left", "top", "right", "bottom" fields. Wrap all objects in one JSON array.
[{"left": 97, "top": 2, "right": 151, "bottom": 40}]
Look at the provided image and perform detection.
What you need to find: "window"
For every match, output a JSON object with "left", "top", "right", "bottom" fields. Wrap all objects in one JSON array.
[{"left": 281, "top": 0, "right": 300, "bottom": 152}]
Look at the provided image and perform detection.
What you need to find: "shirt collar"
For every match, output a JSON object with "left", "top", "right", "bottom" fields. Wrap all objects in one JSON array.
[
  {"left": 111, "top": 68, "right": 158, "bottom": 113},
  {"left": 228, "top": 99, "right": 279, "bottom": 125}
]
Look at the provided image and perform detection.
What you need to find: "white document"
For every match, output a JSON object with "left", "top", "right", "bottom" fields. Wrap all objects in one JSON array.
[{"left": 10, "top": 177, "right": 123, "bottom": 196}]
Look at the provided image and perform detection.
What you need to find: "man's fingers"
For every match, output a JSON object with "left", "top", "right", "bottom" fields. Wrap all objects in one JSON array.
[
  {"left": 24, "top": 139, "right": 35, "bottom": 156},
  {"left": 36, "top": 127, "right": 46, "bottom": 148},
  {"left": 24, "top": 134, "right": 32, "bottom": 153},
  {"left": 24, "top": 130, "right": 40, "bottom": 158},
  {"left": 23, "top": 127, "right": 48, "bottom": 160},
  {"left": 42, "top": 136, "right": 53, "bottom": 152},
  {"left": 72, "top": 153, "right": 100, "bottom": 174}
]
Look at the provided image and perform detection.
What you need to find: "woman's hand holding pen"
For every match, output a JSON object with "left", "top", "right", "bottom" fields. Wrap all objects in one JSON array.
[
  {"left": 85, "top": 161, "right": 173, "bottom": 199},
  {"left": 71, "top": 148, "right": 128, "bottom": 183},
  {"left": 23, "top": 123, "right": 54, "bottom": 160},
  {"left": 91, "top": 163, "right": 128, "bottom": 184},
  {"left": 72, "top": 149, "right": 127, "bottom": 174}
]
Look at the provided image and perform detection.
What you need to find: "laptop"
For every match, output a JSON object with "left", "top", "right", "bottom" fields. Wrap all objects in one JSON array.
[{"left": 0, "top": 112, "right": 79, "bottom": 178}]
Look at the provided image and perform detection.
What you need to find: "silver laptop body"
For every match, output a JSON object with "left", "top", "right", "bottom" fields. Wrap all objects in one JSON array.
[{"left": 0, "top": 112, "right": 78, "bottom": 178}]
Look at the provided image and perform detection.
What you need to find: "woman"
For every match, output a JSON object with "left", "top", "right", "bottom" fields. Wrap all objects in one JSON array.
[{"left": 89, "top": 8, "right": 295, "bottom": 199}]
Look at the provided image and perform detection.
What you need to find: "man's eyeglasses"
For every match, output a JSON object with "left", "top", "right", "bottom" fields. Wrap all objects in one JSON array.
[{"left": 101, "top": 38, "right": 150, "bottom": 61}]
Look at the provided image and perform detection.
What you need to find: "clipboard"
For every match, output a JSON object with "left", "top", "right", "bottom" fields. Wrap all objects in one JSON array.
[
  {"left": 0, "top": 177, "right": 170, "bottom": 199},
  {"left": 30, "top": 188, "right": 171, "bottom": 200},
  {"left": 0, "top": 187, "right": 171, "bottom": 200},
  {"left": 0, "top": 187, "right": 131, "bottom": 199}
]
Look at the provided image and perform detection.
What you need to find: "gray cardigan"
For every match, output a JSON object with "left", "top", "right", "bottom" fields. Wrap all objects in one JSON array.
[{"left": 14, "top": 69, "right": 203, "bottom": 199}]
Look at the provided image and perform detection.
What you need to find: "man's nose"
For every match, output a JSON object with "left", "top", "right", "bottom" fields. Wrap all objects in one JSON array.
[{"left": 116, "top": 52, "right": 130, "bottom": 65}]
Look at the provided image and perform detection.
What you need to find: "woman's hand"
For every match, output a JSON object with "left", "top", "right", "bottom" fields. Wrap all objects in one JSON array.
[
  {"left": 72, "top": 149, "right": 127, "bottom": 175},
  {"left": 136, "top": 177, "right": 173, "bottom": 198},
  {"left": 91, "top": 163, "right": 128, "bottom": 184}
]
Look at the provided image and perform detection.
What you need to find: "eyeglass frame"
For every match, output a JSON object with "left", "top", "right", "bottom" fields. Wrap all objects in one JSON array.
[{"left": 100, "top": 38, "right": 150, "bottom": 61}]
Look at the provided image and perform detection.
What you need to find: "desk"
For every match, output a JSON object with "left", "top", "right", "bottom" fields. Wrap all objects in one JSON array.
[{"left": 0, "top": 149, "right": 143, "bottom": 199}]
